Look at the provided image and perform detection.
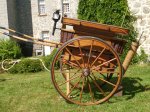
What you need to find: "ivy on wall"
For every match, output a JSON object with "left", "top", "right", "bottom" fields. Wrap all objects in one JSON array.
[{"left": 78, "top": 0, "right": 137, "bottom": 62}]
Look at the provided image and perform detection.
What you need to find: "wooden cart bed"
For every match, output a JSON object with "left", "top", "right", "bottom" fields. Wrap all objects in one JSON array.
[{"left": 61, "top": 17, "right": 129, "bottom": 54}]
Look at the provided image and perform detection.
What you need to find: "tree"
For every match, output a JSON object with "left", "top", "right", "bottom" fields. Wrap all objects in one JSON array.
[{"left": 78, "top": 0, "right": 137, "bottom": 62}]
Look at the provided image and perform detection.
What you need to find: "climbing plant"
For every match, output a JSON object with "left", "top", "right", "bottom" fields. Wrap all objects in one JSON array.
[{"left": 78, "top": 0, "right": 138, "bottom": 62}]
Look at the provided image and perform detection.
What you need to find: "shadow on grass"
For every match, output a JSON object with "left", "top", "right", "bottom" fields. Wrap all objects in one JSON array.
[
  {"left": 0, "top": 79, "right": 6, "bottom": 82},
  {"left": 122, "top": 77, "right": 150, "bottom": 100},
  {"left": 0, "top": 78, "right": 12, "bottom": 82}
]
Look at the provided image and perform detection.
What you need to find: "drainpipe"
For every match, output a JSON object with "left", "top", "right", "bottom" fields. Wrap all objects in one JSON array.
[{"left": 61, "top": 0, "right": 64, "bottom": 17}]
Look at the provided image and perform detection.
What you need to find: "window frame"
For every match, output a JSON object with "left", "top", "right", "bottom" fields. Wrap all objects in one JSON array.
[
  {"left": 38, "top": 0, "right": 46, "bottom": 15},
  {"left": 63, "top": 0, "right": 70, "bottom": 14},
  {"left": 41, "top": 31, "right": 50, "bottom": 40}
]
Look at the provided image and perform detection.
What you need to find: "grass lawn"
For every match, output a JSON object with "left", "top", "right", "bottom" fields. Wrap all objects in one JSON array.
[{"left": 0, "top": 65, "right": 150, "bottom": 112}]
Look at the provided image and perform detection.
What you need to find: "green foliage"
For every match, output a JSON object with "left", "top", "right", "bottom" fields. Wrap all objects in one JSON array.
[
  {"left": 139, "top": 49, "right": 148, "bottom": 63},
  {"left": 78, "top": 0, "right": 138, "bottom": 63},
  {"left": 0, "top": 39, "right": 22, "bottom": 60},
  {"left": 130, "top": 49, "right": 148, "bottom": 64},
  {"left": 42, "top": 48, "right": 59, "bottom": 69},
  {"left": 130, "top": 54, "right": 140, "bottom": 65},
  {"left": 8, "top": 59, "right": 44, "bottom": 74},
  {"left": 1, "top": 65, "right": 150, "bottom": 111},
  {"left": 8, "top": 49, "right": 59, "bottom": 74}
]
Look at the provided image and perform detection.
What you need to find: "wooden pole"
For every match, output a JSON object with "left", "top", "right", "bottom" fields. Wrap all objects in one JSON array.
[
  {"left": 122, "top": 42, "right": 139, "bottom": 75},
  {"left": 66, "top": 69, "right": 70, "bottom": 96}
]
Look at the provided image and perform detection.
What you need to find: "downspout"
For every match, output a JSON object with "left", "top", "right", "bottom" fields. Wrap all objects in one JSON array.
[{"left": 61, "top": 0, "right": 64, "bottom": 17}]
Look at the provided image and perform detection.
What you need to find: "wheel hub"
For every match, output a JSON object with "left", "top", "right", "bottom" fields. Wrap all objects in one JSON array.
[{"left": 82, "top": 68, "right": 90, "bottom": 77}]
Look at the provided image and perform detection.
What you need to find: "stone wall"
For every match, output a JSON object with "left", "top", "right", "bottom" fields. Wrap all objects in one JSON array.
[
  {"left": 30, "top": 0, "right": 79, "bottom": 55},
  {"left": 0, "top": 0, "right": 9, "bottom": 38},
  {"left": 128, "top": 0, "right": 150, "bottom": 59},
  {"left": 31, "top": 0, "right": 79, "bottom": 40},
  {"left": 68, "top": 0, "right": 79, "bottom": 18},
  {"left": 31, "top": 0, "right": 60, "bottom": 40},
  {"left": 30, "top": 0, "right": 62, "bottom": 55}
]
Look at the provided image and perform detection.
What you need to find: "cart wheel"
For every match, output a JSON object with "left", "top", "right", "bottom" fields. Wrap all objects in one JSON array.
[{"left": 51, "top": 36, "right": 123, "bottom": 105}]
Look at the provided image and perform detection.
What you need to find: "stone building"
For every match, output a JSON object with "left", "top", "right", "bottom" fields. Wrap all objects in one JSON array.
[
  {"left": 0, "top": 0, "right": 79, "bottom": 56},
  {"left": 0, "top": 0, "right": 150, "bottom": 59},
  {"left": 128, "top": 0, "right": 150, "bottom": 60}
]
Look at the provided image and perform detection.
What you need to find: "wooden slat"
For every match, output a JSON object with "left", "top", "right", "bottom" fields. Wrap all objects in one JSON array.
[
  {"left": 62, "top": 17, "right": 129, "bottom": 35},
  {"left": 73, "top": 28, "right": 127, "bottom": 43}
]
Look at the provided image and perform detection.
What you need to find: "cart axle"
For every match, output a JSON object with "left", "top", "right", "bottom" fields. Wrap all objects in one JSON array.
[{"left": 82, "top": 68, "right": 91, "bottom": 77}]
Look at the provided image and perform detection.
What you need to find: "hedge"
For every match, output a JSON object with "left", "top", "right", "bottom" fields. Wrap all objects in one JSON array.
[{"left": 8, "top": 48, "right": 59, "bottom": 74}]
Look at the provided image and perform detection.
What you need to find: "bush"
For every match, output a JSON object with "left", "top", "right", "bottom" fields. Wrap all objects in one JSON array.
[
  {"left": 139, "top": 49, "right": 148, "bottom": 63},
  {"left": 0, "top": 39, "right": 22, "bottom": 60},
  {"left": 130, "top": 49, "right": 148, "bottom": 64},
  {"left": 8, "top": 48, "right": 59, "bottom": 74},
  {"left": 8, "top": 59, "right": 44, "bottom": 74}
]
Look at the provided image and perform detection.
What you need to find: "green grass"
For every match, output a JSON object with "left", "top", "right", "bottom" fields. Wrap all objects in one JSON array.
[{"left": 0, "top": 65, "right": 150, "bottom": 112}]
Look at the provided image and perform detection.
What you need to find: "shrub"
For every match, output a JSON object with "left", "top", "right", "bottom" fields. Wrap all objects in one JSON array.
[
  {"left": 0, "top": 39, "right": 22, "bottom": 60},
  {"left": 130, "top": 49, "right": 148, "bottom": 64},
  {"left": 139, "top": 49, "right": 148, "bottom": 63},
  {"left": 8, "top": 48, "right": 59, "bottom": 74},
  {"left": 8, "top": 59, "right": 44, "bottom": 74}
]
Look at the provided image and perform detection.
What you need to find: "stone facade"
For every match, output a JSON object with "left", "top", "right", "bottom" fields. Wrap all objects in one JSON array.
[
  {"left": 0, "top": 0, "right": 149, "bottom": 58},
  {"left": 0, "top": 0, "right": 9, "bottom": 38},
  {"left": 0, "top": 0, "right": 79, "bottom": 56},
  {"left": 128, "top": 0, "right": 150, "bottom": 59},
  {"left": 30, "top": 0, "right": 79, "bottom": 56}
]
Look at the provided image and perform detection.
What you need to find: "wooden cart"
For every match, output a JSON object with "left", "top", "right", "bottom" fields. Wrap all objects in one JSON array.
[
  {"left": 51, "top": 17, "right": 129, "bottom": 105},
  {"left": 1, "top": 17, "right": 139, "bottom": 106}
]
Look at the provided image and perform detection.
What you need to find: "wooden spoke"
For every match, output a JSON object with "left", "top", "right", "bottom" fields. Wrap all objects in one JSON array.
[
  {"left": 92, "top": 58, "right": 116, "bottom": 70},
  {"left": 89, "top": 75, "right": 106, "bottom": 96},
  {"left": 65, "top": 47, "right": 82, "bottom": 68},
  {"left": 87, "top": 40, "right": 94, "bottom": 67},
  {"left": 55, "top": 68, "right": 82, "bottom": 74},
  {"left": 104, "top": 67, "right": 116, "bottom": 70},
  {"left": 91, "top": 48, "right": 106, "bottom": 67},
  {"left": 58, "top": 73, "right": 82, "bottom": 86},
  {"left": 79, "top": 77, "right": 85, "bottom": 102},
  {"left": 92, "top": 69, "right": 119, "bottom": 74},
  {"left": 55, "top": 71, "right": 82, "bottom": 74},
  {"left": 99, "top": 77, "right": 116, "bottom": 87},
  {"left": 60, "top": 59, "right": 79, "bottom": 69},
  {"left": 87, "top": 77, "right": 94, "bottom": 102},
  {"left": 77, "top": 40, "right": 85, "bottom": 68},
  {"left": 92, "top": 72, "right": 116, "bottom": 87},
  {"left": 67, "top": 76, "right": 83, "bottom": 97}
]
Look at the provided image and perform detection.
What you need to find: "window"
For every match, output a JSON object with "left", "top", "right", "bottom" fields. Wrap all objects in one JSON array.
[
  {"left": 63, "top": 0, "right": 70, "bottom": 14},
  {"left": 63, "top": 0, "right": 69, "bottom": 2},
  {"left": 41, "top": 31, "right": 49, "bottom": 40},
  {"left": 38, "top": 0, "right": 46, "bottom": 15},
  {"left": 36, "top": 50, "right": 43, "bottom": 56}
]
